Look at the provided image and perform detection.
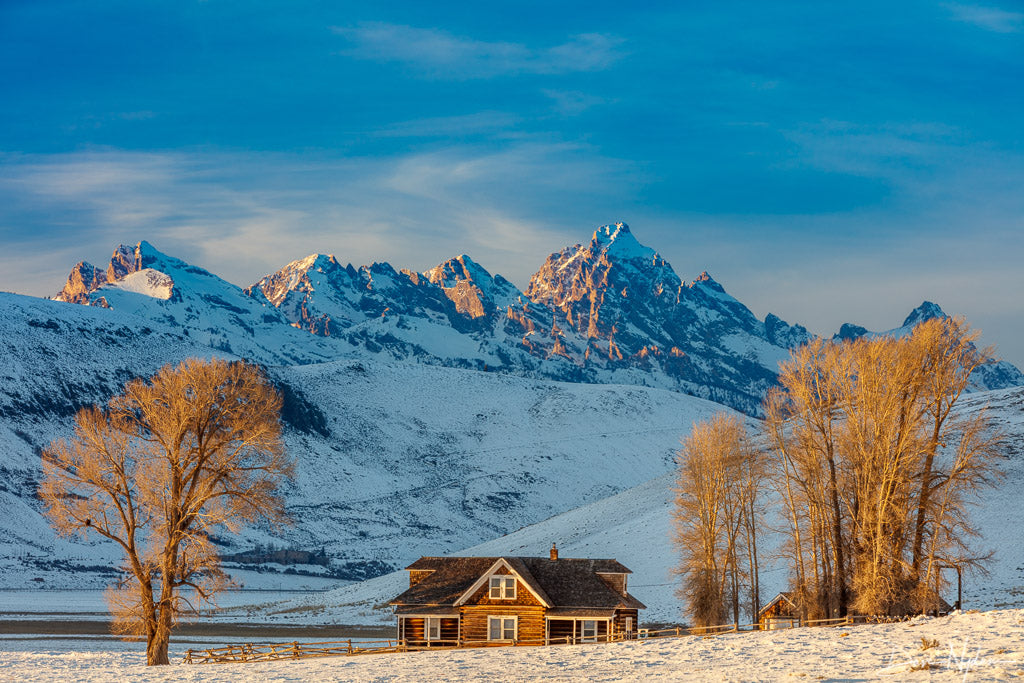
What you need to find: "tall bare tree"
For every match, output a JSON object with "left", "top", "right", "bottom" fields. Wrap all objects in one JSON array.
[
  {"left": 674, "top": 413, "right": 761, "bottom": 629},
  {"left": 40, "top": 358, "right": 293, "bottom": 665},
  {"left": 765, "top": 317, "right": 1001, "bottom": 617},
  {"left": 764, "top": 339, "right": 851, "bottom": 619}
]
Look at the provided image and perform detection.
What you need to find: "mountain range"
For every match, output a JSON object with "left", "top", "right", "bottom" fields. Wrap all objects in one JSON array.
[
  {"left": 1, "top": 222, "right": 1021, "bottom": 612},
  {"left": 51, "top": 223, "right": 1024, "bottom": 415}
]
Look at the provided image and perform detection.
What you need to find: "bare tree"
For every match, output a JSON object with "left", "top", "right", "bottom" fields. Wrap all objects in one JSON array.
[
  {"left": 765, "top": 317, "right": 1001, "bottom": 617},
  {"left": 764, "top": 339, "right": 851, "bottom": 619},
  {"left": 39, "top": 358, "right": 293, "bottom": 665},
  {"left": 674, "top": 413, "right": 761, "bottom": 629}
]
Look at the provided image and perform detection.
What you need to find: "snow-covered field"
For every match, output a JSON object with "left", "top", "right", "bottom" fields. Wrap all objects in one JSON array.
[{"left": 1, "top": 609, "right": 1021, "bottom": 681}]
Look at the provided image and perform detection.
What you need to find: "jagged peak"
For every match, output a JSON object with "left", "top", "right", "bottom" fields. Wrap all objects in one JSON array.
[
  {"left": 589, "top": 222, "right": 658, "bottom": 262},
  {"left": 902, "top": 301, "right": 947, "bottom": 328},
  {"left": 426, "top": 254, "right": 492, "bottom": 286},
  {"left": 593, "top": 221, "right": 631, "bottom": 242},
  {"left": 689, "top": 271, "right": 725, "bottom": 293},
  {"left": 285, "top": 253, "right": 342, "bottom": 274},
  {"left": 835, "top": 322, "right": 869, "bottom": 341},
  {"left": 54, "top": 261, "right": 107, "bottom": 303}
]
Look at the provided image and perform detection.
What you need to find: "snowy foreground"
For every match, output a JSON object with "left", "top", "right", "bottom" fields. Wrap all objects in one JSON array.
[{"left": 2, "top": 609, "right": 1021, "bottom": 682}]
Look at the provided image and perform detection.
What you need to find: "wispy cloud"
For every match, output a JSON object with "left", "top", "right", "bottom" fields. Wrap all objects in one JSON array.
[
  {"left": 331, "top": 23, "right": 625, "bottom": 78},
  {"left": 542, "top": 90, "right": 610, "bottom": 116},
  {"left": 0, "top": 144, "right": 637, "bottom": 295},
  {"left": 943, "top": 3, "right": 1023, "bottom": 32},
  {"left": 374, "top": 111, "right": 521, "bottom": 138}
]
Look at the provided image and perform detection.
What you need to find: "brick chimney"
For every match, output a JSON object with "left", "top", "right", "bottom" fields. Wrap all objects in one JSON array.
[{"left": 550, "top": 542, "right": 558, "bottom": 561}]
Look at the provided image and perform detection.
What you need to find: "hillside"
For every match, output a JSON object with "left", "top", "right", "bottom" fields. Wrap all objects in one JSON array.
[
  {"left": 0, "top": 295, "right": 735, "bottom": 588},
  {"left": 237, "top": 385, "right": 1024, "bottom": 628},
  {"left": 2, "top": 221, "right": 1021, "bottom": 606}
]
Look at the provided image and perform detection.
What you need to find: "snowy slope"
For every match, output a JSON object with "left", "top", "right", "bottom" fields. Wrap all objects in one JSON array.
[
  {"left": 54, "top": 241, "right": 354, "bottom": 365},
  {"left": 244, "top": 385, "right": 1024, "bottom": 629},
  {"left": 0, "top": 295, "right": 735, "bottom": 590}
]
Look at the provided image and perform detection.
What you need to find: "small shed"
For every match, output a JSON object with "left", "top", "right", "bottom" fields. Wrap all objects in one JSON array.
[{"left": 758, "top": 591, "right": 799, "bottom": 629}]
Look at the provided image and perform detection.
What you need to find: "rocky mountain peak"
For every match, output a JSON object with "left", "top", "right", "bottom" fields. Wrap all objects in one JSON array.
[
  {"left": 689, "top": 270, "right": 726, "bottom": 293},
  {"left": 56, "top": 241, "right": 178, "bottom": 303},
  {"left": 426, "top": 254, "right": 520, "bottom": 318},
  {"left": 902, "top": 301, "right": 946, "bottom": 328},
  {"left": 425, "top": 254, "right": 480, "bottom": 286},
  {"left": 589, "top": 222, "right": 659, "bottom": 263},
  {"left": 55, "top": 261, "right": 107, "bottom": 304}
]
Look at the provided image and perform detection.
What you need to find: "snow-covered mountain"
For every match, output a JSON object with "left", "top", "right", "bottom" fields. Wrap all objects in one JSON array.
[
  {"left": 53, "top": 241, "right": 351, "bottom": 365},
  {"left": 0, "top": 289, "right": 733, "bottom": 589},
  {"left": 834, "top": 300, "right": 1024, "bottom": 389},
  {"left": 51, "top": 226, "right": 1021, "bottom": 416},
  {"left": 4, "top": 221, "right": 1020, "bottom": 598}
]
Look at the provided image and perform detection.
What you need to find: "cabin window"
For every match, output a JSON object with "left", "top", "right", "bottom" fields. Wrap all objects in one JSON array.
[
  {"left": 625, "top": 616, "right": 634, "bottom": 635},
  {"left": 581, "top": 620, "right": 598, "bottom": 642},
  {"left": 425, "top": 617, "right": 440, "bottom": 641},
  {"left": 488, "top": 616, "right": 517, "bottom": 641},
  {"left": 489, "top": 575, "right": 516, "bottom": 599}
]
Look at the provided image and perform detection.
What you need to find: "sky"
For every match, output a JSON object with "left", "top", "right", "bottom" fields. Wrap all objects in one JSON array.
[{"left": 1, "top": 1, "right": 1022, "bottom": 364}]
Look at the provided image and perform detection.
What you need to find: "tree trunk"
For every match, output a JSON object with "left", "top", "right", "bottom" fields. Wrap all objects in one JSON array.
[{"left": 147, "top": 609, "right": 172, "bottom": 666}]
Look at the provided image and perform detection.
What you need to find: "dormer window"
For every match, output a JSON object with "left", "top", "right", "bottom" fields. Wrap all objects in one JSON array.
[{"left": 489, "top": 575, "right": 516, "bottom": 599}]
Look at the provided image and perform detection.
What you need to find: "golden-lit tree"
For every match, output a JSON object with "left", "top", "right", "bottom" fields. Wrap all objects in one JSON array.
[
  {"left": 763, "top": 338, "right": 852, "bottom": 619},
  {"left": 39, "top": 359, "right": 293, "bottom": 665},
  {"left": 765, "top": 317, "right": 1001, "bottom": 617},
  {"left": 674, "top": 413, "right": 761, "bottom": 629}
]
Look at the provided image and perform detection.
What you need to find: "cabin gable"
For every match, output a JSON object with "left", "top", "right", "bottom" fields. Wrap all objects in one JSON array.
[{"left": 453, "top": 558, "right": 551, "bottom": 608}]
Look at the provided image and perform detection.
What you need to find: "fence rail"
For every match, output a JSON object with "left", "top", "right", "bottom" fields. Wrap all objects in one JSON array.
[{"left": 183, "top": 639, "right": 404, "bottom": 664}]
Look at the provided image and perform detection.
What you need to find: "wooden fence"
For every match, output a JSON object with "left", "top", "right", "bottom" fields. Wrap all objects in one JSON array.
[
  {"left": 183, "top": 613, "right": 915, "bottom": 664},
  {"left": 183, "top": 639, "right": 405, "bottom": 664}
]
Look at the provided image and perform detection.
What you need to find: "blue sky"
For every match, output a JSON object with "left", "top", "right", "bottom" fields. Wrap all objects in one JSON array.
[{"left": 1, "top": 1, "right": 1023, "bottom": 364}]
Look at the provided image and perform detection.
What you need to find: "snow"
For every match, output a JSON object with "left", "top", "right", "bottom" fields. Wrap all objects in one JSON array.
[
  {"left": 226, "top": 385, "right": 1024, "bottom": 630},
  {"left": 591, "top": 222, "right": 658, "bottom": 263},
  {"left": 106, "top": 268, "right": 174, "bottom": 300},
  {"left": 0, "top": 609, "right": 1021, "bottom": 681}
]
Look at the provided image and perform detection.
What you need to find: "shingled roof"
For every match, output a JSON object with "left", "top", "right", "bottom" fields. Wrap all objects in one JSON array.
[{"left": 390, "top": 556, "right": 645, "bottom": 611}]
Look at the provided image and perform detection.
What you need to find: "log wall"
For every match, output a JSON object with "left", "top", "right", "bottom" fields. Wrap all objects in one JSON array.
[{"left": 460, "top": 605, "right": 545, "bottom": 644}]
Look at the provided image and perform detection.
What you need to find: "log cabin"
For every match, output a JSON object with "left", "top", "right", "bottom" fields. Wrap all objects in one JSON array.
[
  {"left": 389, "top": 544, "right": 645, "bottom": 646},
  {"left": 758, "top": 591, "right": 799, "bottom": 629}
]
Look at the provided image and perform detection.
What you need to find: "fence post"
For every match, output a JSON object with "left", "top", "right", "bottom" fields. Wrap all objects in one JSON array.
[
  {"left": 292, "top": 641, "right": 300, "bottom": 659},
  {"left": 675, "top": 627, "right": 680, "bottom": 637},
  {"left": 348, "top": 639, "right": 353, "bottom": 655}
]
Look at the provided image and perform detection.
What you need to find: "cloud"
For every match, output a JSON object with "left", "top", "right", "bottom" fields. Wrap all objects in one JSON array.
[
  {"left": 542, "top": 90, "right": 610, "bottom": 116},
  {"left": 943, "top": 3, "right": 1023, "bottom": 32},
  {"left": 0, "top": 143, "right": 637, "bottom": 296},
  {"left": 374, "top": 111, "right": 521, "bottom": 138},
  {"left": 331, "top": 23, "right": 624, "bottom": 78}
]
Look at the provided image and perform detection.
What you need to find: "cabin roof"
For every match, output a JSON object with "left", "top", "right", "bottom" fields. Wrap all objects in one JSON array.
[{"left": 389, "top": 556, "right": 645, "bottom": 610}]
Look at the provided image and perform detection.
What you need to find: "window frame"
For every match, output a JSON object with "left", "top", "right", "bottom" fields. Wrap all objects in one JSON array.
[
  {"left": 487, "top": 615, "right": 518, "bottom": 641},
  {"left": 581, "top": 619, "right": 598, "bottom": 642},
  {"left": 425, "top": 617, "right": 441, "bottom": 641},
  {"left": 488, "top": 574, "right": 517, "bottom": 599}
]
